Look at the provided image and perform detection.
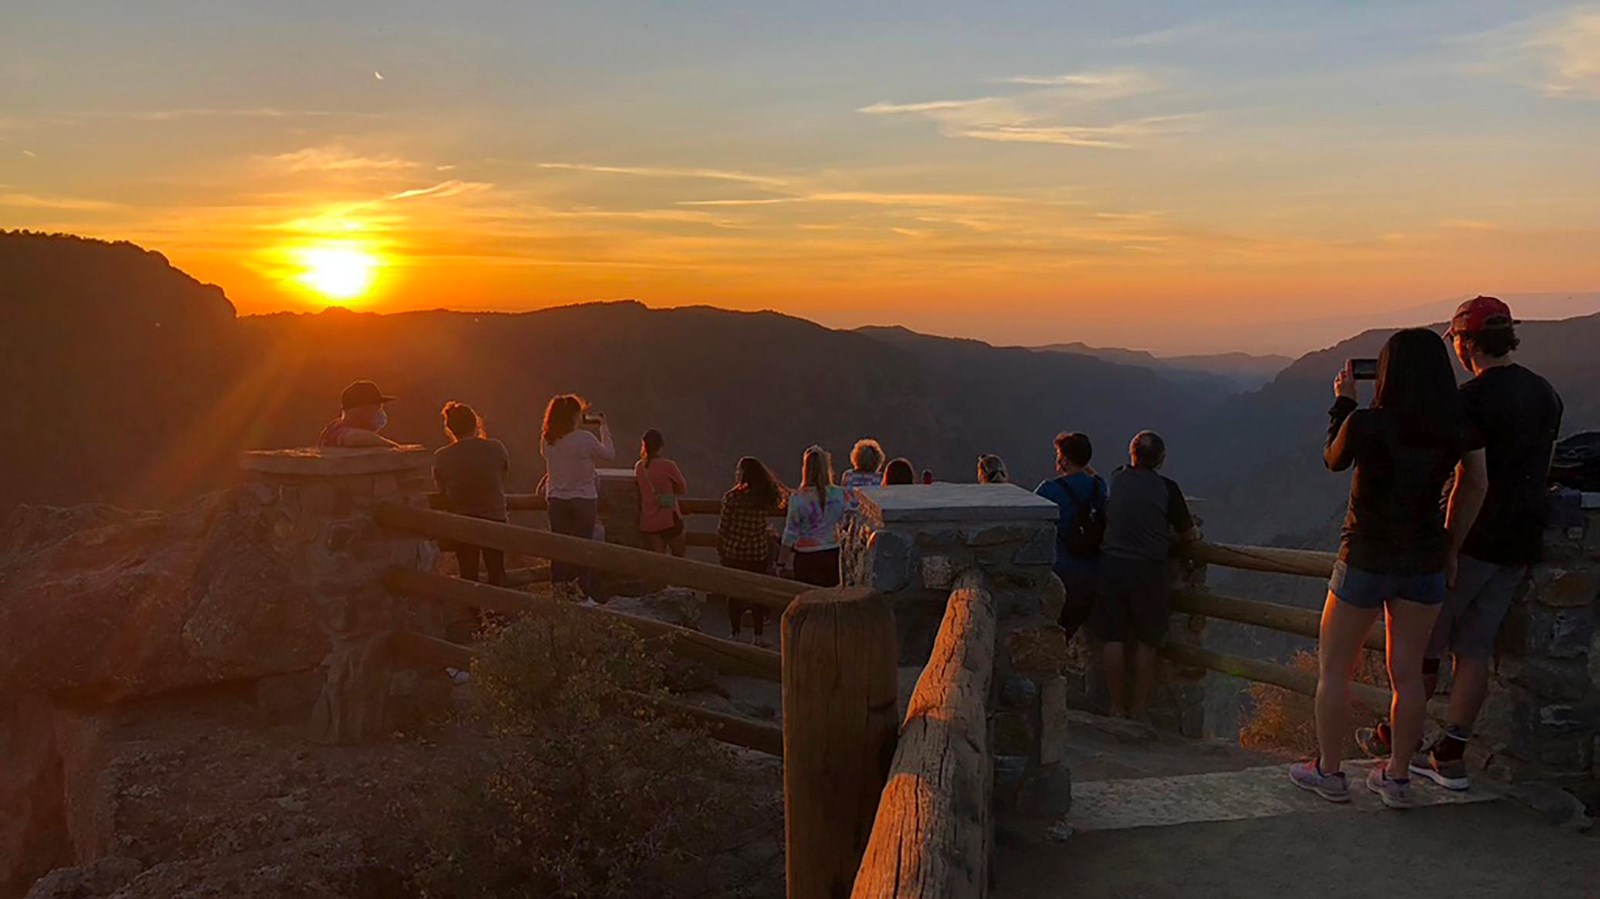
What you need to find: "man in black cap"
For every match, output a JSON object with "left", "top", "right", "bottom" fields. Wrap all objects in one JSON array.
[
  {"left": 1359, "top": 297, "right": 1564, "bottom": 790},
  {"left": 317, "top": 380, "right": 399, "bottom": 448}
]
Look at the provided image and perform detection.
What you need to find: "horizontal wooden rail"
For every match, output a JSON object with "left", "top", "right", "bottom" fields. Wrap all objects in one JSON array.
[
  {"left": 1187, "top": 542, "right": 1337, "bottom": 580},
  {"left": 1162, "top": 642, "right": 1446, "bottom": 720},
  {"left": 1170, "top": 588, "right": 1383, "bottom": 652},
  {"left": 376, "top": 504, "right": 804, "bottom": 610},
  {"left": 387, "top": 630, "right": 783, "bottom": 756},
  {"left": 854, "top": 570, "right": 994, "bottom": 899},
  {"left": 387, "top": 567, "right": 782, "bottom": 682},
  {"left": 429, "top": 492, "right": 780, "bottom": 519}
]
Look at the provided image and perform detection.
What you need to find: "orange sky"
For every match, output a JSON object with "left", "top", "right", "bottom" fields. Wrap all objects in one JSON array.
[{"left": 4, "top": 2, "right": 1600, "bottom": 354}]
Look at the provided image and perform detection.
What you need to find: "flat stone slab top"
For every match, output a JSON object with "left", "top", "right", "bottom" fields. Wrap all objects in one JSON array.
[
  {"left": 856, "top": 483, "right": 1060, "bottom": 524},
  {"left": 240, "top": 446, "right": 432, "bottom": 477}
]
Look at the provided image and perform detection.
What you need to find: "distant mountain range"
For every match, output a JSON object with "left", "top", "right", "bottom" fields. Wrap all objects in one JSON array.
[
  {"left": 0, "top": 232, "right": 1214, "bottom": 511},
  {"left": 1029, "top": 341, "right": 1292, "bottom": 392},
  {"left": 4, "top": 231, "right": 1595, "bottom": 556}
]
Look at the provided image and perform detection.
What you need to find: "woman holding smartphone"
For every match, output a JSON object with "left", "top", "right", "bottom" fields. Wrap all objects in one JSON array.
[
  {"left": 1290, "top": 330, "right": 1487, "bottom": 808},
  {"left": 540, "top": 394, "right": 615, "bottom": 598}
]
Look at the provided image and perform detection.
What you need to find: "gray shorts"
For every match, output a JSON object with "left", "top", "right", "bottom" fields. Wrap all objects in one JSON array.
[{"left": 1424, "top": 555, "right": 1528, "bottom": 661}]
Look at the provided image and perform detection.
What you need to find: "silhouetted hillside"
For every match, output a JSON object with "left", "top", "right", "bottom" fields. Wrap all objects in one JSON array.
[
  {"left": 1031, "top": 341, "right": 1291, "bottom": 392},
  {"left": 1, "top": 233, "right": 1218, "bottom": 510},
  {"left": 0, "top": 232, "right": 239, "bottom": 507}
]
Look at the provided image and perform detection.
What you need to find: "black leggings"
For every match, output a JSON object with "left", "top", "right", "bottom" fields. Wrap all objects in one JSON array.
[
  {"left": 456, "top": 544, "right": 506, "bottom": 587},
  {"left": 792, "top": 548, "right": 841, "bottom": 588},
  {"left": 721, "top": 556, "right": 772, "bottom": 635}
]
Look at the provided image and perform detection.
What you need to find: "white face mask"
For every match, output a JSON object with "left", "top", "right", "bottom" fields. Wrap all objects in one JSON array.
[{"left": 371, "top": 408, "right": 388, "bottom": 431}]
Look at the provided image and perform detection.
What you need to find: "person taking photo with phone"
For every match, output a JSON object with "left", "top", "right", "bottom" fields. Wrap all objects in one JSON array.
[
  {"left": 540, "top": 394, "right": 615, "bottom": 598},
  {"left": 1291, "top": 329, "right": 1488, "bottom": 809}
]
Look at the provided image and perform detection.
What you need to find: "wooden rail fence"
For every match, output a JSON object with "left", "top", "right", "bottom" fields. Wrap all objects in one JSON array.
[
  {"left": 853, "top": 569, "right": 995, "bottom": 899},
  {"left": 377, "top": 493, "right": 1421, "bottom": 898}
]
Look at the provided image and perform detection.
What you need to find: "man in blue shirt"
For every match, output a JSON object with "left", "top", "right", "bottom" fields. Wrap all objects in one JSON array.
[{"left": 1035, "top": 432, "right": 1106, "bottom": 641}]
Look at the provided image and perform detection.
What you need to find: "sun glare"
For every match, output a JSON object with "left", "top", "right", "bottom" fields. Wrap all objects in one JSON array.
[{"left": 294, "top": 244, "right": 379, "bottom": 303}]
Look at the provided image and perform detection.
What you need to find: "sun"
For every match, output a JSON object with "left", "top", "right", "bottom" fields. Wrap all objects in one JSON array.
[{"left": 294, "top": 243, "right": 379, "bottom": 303}]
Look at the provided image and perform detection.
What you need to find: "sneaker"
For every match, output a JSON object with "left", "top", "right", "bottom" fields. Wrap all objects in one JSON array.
[
  {"left": 1410, "top": 749, "right": 1471, "bottom": 791},
  {"left": 1355, "top": 725, "right": 1392, "bottom": 758},
  {"left": 1366, "top": 762, "right": 1415, "bottom": 808},
  {"left": 1289, "top": 760, "right": 1351, "bottom": 803}
]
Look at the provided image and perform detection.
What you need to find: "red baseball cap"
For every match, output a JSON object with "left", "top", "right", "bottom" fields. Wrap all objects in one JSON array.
[{"left": 1447, "top": 296, "right": 1519, "bottom": 336}]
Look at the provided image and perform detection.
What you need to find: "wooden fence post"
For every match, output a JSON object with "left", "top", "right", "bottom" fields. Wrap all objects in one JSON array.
[{"left": 782, "top": 587, "right": 899, "bottom": 899}]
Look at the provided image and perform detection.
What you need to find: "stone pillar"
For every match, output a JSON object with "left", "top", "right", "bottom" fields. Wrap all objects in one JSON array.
[
  {"left": 1476, "top": 509, "right": 1600, "bottom": 801},
  {"left": 239, "top": 446, "right": 437, "bottom": 744},
  {"left": 840, "top": 484, "right": 1070, "bottom": 814}
]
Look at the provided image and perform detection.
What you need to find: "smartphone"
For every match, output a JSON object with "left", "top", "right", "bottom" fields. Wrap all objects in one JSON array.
[
  {"left": 1347, "top": 358, "right": 1379, "bottom": 381},
  {"left": 581, "top": 412, "right": 603, "bottom": 424}
]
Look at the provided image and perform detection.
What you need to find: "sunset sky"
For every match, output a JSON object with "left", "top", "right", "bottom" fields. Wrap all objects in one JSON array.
[{"left": 3, "top": 1, "right": 1599, "bottom": 353}]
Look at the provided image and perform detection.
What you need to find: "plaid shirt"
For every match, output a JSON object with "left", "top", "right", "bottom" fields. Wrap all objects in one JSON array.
[{"left": 717, "top": 487, "right": 781, "bottom": 564}]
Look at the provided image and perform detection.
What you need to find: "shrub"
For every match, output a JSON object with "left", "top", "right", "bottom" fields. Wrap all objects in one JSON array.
[
  {"left": 416, "top": 610, "right": 747, "bottom": 898},
  {"left": 1238, "top": 649, "right": 1389, "bottom": 755}
]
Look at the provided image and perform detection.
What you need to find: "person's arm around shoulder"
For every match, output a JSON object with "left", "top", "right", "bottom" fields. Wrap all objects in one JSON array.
[{"left": 1164, "top": 477, "right": 1202, "bottom": 544}]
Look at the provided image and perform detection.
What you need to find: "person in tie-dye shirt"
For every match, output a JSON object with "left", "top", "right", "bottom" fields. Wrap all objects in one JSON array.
[{"left": 779, "top": 445, "right": 848, "bottom": 587}]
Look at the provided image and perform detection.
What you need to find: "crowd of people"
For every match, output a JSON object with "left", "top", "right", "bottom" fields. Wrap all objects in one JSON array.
[{"left": 316, "top": 295, "right": 1562, "bottom": 810}]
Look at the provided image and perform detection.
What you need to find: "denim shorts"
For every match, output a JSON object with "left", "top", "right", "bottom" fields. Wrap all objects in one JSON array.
[{"left": 1329, "top": 560, "right": 1447, "bottom": 609}]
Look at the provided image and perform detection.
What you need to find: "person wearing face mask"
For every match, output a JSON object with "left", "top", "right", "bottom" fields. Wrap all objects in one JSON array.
[{"left": 318, "top": 380, "right": 399, "bottom": 448}]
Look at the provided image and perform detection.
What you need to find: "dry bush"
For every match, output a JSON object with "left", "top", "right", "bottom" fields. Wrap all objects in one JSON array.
[
  {"left": 415, "top": 611, "right": 750, "bottom": 899},
  {"left": 1239, "top": 649, "right": 1389, "bottom": 755}
]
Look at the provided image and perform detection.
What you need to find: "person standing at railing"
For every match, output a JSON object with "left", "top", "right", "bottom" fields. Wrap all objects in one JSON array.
[
  {"left": 432, "top": 402, "right": 510, "bottom": 587},
  {"left": 318, "top": 380, "right": 399, "bottom": 448},
  {"left": 636, "top": 429, "right": 689, "bottom": 558},
  {"left": 779, "top": 445, "right": 849, "bottom": 587},
  {"left": 1090, "top": 431, "right": 1200, "bottom": 725},
  {"left": 1035, "top": 432, "right": 1106, "bottom": 641},
  {"left": 717, "top": 456, "right": 789, "bottom": 644},
  {"left": 1290, "top": 329, "right": 1488, "bottom": 810},
  {"left": 1358, "top": 298, "right": 1564, "bottom": 791},
  {"left": 540, "top": 394, "right": 615, "bottom": 599},
  {"left": 841, "top": 438, "right": 886, "bottom": 491},
  {"left": 976, "top": 453, "right": 1010, "bottom": 484},
  {"left": 882, "top": 457, "right": 917, "bottom": 486}
]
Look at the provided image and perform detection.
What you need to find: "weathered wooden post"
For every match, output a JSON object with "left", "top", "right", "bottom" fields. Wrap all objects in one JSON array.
[{"left": 782, "top": 586, "right": 899, "bottom": 899}]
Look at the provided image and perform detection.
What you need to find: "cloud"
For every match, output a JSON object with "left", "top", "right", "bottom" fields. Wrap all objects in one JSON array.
[
  {"left": 1474, "top": 6, "right": 1600, "bottom": 98},
  {"left": 858, "top": 69, "right": 1192, "bottom": 149},
  {"left": 0, "top": 192, "right": 122, "bottom": 211},
  {"left": 260, "top": 146, "right": 417, "bottom": 174},
  {"left": 536, "top": 162, "right": 788, "bottom": 187},
  {"left": 386, "top": 180, "right": 490, "bottom": 201}
]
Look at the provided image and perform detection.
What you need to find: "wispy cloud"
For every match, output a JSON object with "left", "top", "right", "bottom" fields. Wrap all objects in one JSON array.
[
  {"left": 1472, "top": 6, "right": 1600, "bottom": 99},
  {"left": 386, "top": 180, "right": 490, "bottom": 201},
  {"left": 536, "top": 162, "right": 788, "bottom": 187},
  {"left": 0, "top": 191, "right": 122, "bottom": 211},
  {"left": 858, "top": 68, "right": 1192, "bottom": 150},
  {"left": 259, "top": 146, "right": 417, "bottom": 174}
]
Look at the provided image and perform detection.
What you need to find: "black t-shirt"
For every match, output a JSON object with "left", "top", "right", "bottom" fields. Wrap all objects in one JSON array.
[
  {"left": 1326, "top": 397, "right": 1482, "bottom": 576},
  {"left": 1460, "top": 365, "right": 1563, "bottom": 566}
]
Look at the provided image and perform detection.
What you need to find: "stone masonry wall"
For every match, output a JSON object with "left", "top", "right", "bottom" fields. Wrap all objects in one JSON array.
[
  {"left": 1478, "top": 509, "right": 1600, "bottom": 799},
  {"left": 840, "top": 484, "right": 1071, "bottom": 816},
  {"left": 239, "top": 447, "right": 439, "bottom": 744}
]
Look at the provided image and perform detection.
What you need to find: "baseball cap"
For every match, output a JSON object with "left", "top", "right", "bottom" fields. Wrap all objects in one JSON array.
[
  {"left": 1447, "top": 296, "right": 1519, "bottom": 336},
  {"left": 340, "top": 380, "right": 396, "bottom": 410}
]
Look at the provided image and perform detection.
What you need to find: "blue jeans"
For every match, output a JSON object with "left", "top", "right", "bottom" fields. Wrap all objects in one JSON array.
[{"left": 547, "top": 497, "right": 599, "bottom": 597}]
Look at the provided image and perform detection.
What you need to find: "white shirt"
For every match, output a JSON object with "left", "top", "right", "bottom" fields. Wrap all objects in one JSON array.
[{"left": 541, "top": 427, "right": 615, "bottom": 500}]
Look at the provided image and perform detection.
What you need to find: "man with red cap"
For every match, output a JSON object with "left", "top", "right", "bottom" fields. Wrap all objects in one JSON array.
[
  {"left": 1364, "top": 297, "right": 1564, "bottom": 788},
  {"left": 317, "top": 380, "right": 400, "bottom": 448}
]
